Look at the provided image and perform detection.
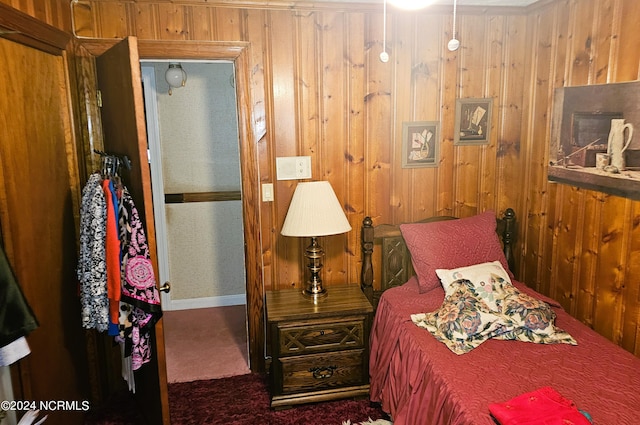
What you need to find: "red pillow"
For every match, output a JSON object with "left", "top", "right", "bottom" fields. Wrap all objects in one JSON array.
[{"left": 400, "top": 211, "right": 512, "bottom": 293}]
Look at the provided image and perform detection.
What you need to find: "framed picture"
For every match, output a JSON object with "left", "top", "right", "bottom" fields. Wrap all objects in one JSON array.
[
  {"left": 454, "top": 98, "right": 493, "bottom": 145},
  {"left": 401, "top": 121, "right": 439, "bottom": 168}
]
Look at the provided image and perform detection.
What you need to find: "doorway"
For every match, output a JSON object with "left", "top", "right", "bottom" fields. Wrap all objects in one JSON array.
[{"left": 141, "top": 61, "right": 250, "bottom": 382}]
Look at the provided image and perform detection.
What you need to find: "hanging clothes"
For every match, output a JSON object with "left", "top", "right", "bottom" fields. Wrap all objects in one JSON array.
[
  {"left": 77, "top": 156, "right": 162, "bottom": 387},
  {"left": 77, "top": 172, "right": 110, "bottom": 332},
  {"left": 0, "top": 242, "right": 38, "bottom": 366},
  {"left": 118, "top": 187, "right": 162, "bottom": 370},
  {"left": 102, "top": 178, "right": 122, "bottom": 335}
]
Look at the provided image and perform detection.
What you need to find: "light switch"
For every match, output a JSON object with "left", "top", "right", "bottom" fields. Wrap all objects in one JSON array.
[
  {"left": 262, "top": 183, "right": 274, "bottom": 202},
  {"left": 276, "top": 156, "right": 312, "bottom": 180}
]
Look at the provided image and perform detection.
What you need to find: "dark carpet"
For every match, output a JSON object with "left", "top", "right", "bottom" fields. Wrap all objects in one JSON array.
[{"left": 85, "top": 373, "right": 388, "bottom": 424}]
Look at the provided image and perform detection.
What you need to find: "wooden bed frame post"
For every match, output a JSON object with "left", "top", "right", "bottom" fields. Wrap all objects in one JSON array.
[
  {"left": 502, "top": 208, "right": 516, "bottom": 272},
  {"left": 360, "top": 216, "right": 374, "bottom": 304}
]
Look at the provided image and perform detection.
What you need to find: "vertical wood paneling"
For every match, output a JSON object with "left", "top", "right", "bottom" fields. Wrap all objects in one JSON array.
[
  {"left": 392, "top": 14, "right": 414, "bottom": 223},
  {"left": 345, "top": 12, "right": 366, "bottom": 285},
  {"left": 0, "top": 0, "right": 71, "bottom": 32},
  {"left": 567, "top": 0, "right": 595, "bottom": 85},
  {"left": 615, "top": 0, "right": 640, "bottom": 81},
  {"left": 131, "top": 4, "right": 160, "bottom": 39},
  {"left": 271, "top": 9, "right": 301, "bottom": 288},
  {"left": 622, "top": 203, "right": 640, "bottom": 353},
  {"left": 364, "top": 11, "right": 392, "bottom": 224},
  {"left": 30, "top": 0, "right": 639, "bottom": 367},
  {"left": 592, "top": 0, "right": 615, "bottom": 83},
  {"left": 319, "top": 11, "right": 349, "bottom": 285},
  {"left": 523, "top": 0, "right": 640, "bottom": 356},
  {"left": 437, "top": 15, "right": 458, "bottom": 216},
  {"left": 214, "top": 7, "right": 243, "bottom": 41},
  {"left": 496, "top": 15, "right": 526, "bottom": 214},
  {"left": 411, "top": 14, "right": 441, "bottom": 221},
  {"left": 187, "top": 6, "right": 214, "bottom": 40},
  {"left": 156, "top": 4, "right": 188, "bottom": 40},
  {"left": 480, "top": 16, "right": 504, "bottom": 213},
  {"left": 522, "top": 6, "right": 554, "bottom": 294},
  {"left": 455, "top": 16, "right": 486, "bottom": 217},
  {"left": 244, "top": 9, "right": 274, "bottom": 290}
]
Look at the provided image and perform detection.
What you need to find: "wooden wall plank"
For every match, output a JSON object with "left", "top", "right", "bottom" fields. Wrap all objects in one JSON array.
[
  {"left": 592, "top": 0, "right": 615, "bottom": 83},
  {"left": 615, "top": 0, "right": 640, "bottom": 81},
  {"left": 496, "top": 15, "right": 527, "bottom": 215},
  {"left": 21, "top": 0, "right": 636, "bottom": 370},
  {"left": 411, "top": 14, "right": 441, "bottom": 221},
  {"left": 622, "top": 202, "right": 640, "bottom": 352},
  {"left": 392, "top": 14, "right": 413, "bottom": 224},
  {"left": 270, "top": 9, "right": 301, "bottom": 289},
  {"left": 319, "top": 11, "right": 350, "bottom": 286}
]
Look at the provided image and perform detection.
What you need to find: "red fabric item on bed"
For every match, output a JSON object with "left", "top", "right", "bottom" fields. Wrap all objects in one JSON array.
[
  {"left": 489, "top": 386, "right": 591, "bottom": 425},
  {"left": 369, "top": 277, "right": 640, "bottom": 425}
]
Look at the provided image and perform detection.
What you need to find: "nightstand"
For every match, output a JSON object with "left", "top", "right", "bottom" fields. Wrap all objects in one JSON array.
[{"left": 265, "top": 284, "right": 373, "bottom": 409}]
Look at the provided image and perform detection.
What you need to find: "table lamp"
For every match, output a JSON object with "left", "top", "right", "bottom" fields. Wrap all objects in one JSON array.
[{"left": 281, "top": 181, "right": 352, "bottom": 300}]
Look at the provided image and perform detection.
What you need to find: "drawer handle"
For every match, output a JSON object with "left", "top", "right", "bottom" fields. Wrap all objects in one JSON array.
[{"left": 309, "top": 365, "right": 337, "bottom": 379}]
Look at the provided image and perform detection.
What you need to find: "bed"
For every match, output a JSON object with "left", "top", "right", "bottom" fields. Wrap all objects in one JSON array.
[{"left": 360, "top": 209, "right": 640, "bottom": 425}]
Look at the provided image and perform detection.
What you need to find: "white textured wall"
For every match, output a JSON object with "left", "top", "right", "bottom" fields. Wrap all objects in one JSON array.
[{"left": 153, "top": 62, "right": 245, "bottom": 300}]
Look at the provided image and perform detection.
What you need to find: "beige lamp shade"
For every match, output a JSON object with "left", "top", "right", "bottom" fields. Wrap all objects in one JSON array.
[{"left": 281, "top": 181, "right": 351, "bottom": 237}]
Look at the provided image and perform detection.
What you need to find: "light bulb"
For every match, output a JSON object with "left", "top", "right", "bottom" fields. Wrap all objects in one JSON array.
[
  {"left": 388, "top": 0, "right": 435, "bottom": 10},
  {"left": 448, "top": 38, "right": 460, "bottom": 51},
  {"left": 165, "top": 63, "right": 187, "bottom": 90}
]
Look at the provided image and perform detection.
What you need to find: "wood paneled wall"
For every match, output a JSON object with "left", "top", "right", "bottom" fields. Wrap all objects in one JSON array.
[
  {"left": 0, "top": 0, "right": 71, "bottom": 32},
  {"left": 69, "top": 0, "right": 640, "bottom": 358},
  {"left": 522, "top": 0, "right": 640, "bottom": 356},
  {"left": 6, "top": 0, "right": 640, "bottom": 359},
  {"left": 67, "top": 0, "right": 531, "bottom": 287}
]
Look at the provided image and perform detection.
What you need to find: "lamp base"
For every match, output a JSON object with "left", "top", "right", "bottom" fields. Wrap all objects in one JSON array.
[
  {"left": 302, "top": 286, "right": 328, "bottom": 302},
  {"left": 302, "top": 237, "right": 328, "bottom": 302}
]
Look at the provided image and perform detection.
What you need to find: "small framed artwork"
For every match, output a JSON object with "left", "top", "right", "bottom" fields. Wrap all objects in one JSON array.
[
  {"left": 401, "top": 121, "right": 440, "bottom": 168},
  {"left": 454, "top": 98, "right": 493, "bottom": 145}
]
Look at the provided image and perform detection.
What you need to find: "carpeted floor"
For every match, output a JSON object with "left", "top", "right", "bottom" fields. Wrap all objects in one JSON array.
[{"left": 85, "top": 373, "right": 389, "bottom": 425}]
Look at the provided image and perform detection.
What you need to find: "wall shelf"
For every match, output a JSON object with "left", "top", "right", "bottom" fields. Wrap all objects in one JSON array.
[
  {"left": 548, "top": 165, "right": 640, "bottom": 200},
  {"left": 549, "top": 81, "right": 640, "bottom": 200}
]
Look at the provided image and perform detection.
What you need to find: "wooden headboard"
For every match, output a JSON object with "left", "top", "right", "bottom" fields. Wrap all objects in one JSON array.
[{"left": 360, "top": 209, "right": 516, "bottom": 309}]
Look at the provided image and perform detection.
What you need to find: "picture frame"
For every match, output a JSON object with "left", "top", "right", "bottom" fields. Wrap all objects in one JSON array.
[
  {"left": 401, "top": 121, "right": 440, "bottom": 168},
  {"left": 454, "top": 98, "right": 493, "bottom": 145}
]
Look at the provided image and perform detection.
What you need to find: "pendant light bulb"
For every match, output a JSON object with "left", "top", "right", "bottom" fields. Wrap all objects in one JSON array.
[
  {"left": 165, "top": 63, "right": 187, "bottom": 95},
  {"left": 447, "top": 0, "right": 460, "bottom": 51},
  {"left": 380, "top": 0, "right": 389, "bottom": 63},
  {"left": 388, "top": 0, "right": 435, "bottom": 10}
]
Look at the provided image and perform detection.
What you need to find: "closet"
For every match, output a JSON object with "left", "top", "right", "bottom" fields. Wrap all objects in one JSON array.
[{"left": 0, "top": 8, "right": 88, "bottom": 425}]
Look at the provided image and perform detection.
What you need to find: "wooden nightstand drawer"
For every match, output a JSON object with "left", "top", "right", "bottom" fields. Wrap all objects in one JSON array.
[
  {"left": 278, "top": 317, "right": 366, "bottom": 356},
  {"left": 280, "top": 349, "right": 366, "bottom": 394},
  {"left": 266, "top": 285, "right": 373, "bottom": 408}
]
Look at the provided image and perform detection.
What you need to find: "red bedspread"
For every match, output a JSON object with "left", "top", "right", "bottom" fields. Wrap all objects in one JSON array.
[{"left": 369, "top": 277, "right": 640, "bottom": 425}]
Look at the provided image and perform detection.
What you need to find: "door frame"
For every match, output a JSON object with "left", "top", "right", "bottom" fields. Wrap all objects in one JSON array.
[
  {"left": 80, "top": 39, "right": 266, "bottom": 375},
  {"left": 141, "top": 61, "right": 247, "bottom": 311}
]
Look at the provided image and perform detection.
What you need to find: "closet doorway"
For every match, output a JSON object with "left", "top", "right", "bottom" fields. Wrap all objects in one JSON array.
[{"left": 141, "top": 61, "right": 250, "bottom": 383}]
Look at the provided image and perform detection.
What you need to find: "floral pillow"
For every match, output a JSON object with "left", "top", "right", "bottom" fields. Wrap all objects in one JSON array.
[
  {"left": 411, "top": 280, "right": 507, "bottom": 354},
  {"left": 435, "top": 261, "right": 512, "bottom": 312},
  {"left": 412, "top": 278, "right": 576, "bottom": 354}
]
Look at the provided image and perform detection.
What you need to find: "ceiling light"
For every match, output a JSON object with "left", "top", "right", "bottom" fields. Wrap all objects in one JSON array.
[
  {"left": 388, "top": 0, "right": 436, "bottom": 10},
  {"left": 165, "top": 63, "right": 187, "bottom": 95}
]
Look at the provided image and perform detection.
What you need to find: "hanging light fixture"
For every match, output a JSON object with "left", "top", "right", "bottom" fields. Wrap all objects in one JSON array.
[
  {"left": 165, "top": 63, "right": 187, "bottom": 95},
  {"left": 447, "top": 0, "right": 460, "bottom": 51},
  {"left": 380, "top": 0, "right": 389, "bottom": 62},
  {"left": 388, "top": 0, "right": 436, "bottom": 10}
]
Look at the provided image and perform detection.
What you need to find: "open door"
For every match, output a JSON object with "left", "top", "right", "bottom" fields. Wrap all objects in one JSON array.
[{"left": 94, "top": 36, "right": 170, "bottom": 424}]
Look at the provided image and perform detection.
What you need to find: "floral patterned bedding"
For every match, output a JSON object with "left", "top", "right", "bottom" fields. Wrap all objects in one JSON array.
[{"left": 411, "top": 275, "right": 576, "bottom": 354}]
